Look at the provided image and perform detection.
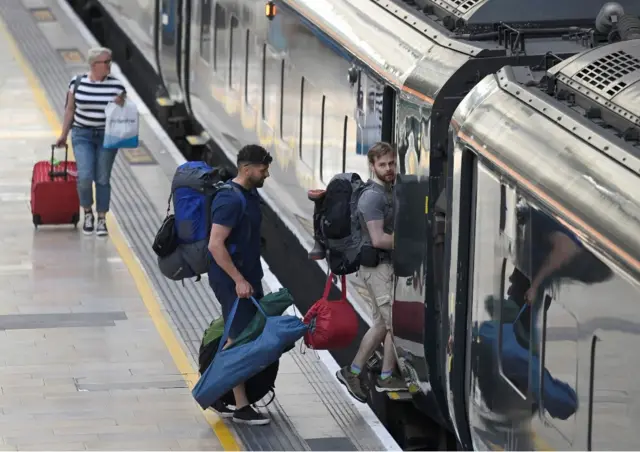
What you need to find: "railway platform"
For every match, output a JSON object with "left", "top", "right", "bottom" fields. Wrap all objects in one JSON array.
[{"left": 0, "top": 0, "right": 399, "bottom": 450}]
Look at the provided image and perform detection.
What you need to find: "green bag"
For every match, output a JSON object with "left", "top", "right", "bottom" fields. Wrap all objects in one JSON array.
[
  {"left": 233, "top": 288, "right": 295, "bottom": 347},
  {"left": 202, "top": 316, "right": 225, "bottom": 349}
]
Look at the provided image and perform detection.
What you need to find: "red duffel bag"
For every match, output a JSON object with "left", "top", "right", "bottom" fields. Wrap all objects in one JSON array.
[{"left": 303, "top": 273, "right": 358, "bottom": 350}]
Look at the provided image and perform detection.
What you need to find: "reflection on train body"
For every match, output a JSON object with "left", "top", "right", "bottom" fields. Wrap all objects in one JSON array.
[{"left": 450, "top": 69, "right": 640, "bottom": 450}]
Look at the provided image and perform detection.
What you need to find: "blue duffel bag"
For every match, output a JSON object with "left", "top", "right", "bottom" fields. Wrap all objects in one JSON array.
[{"left": 192, "top": 296, "right": 308, "bottom": 409}]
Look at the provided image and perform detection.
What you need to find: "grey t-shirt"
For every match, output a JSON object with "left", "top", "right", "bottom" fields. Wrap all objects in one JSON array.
[{"left": 357, "top": 180, "right": 394, "bottom": 250}]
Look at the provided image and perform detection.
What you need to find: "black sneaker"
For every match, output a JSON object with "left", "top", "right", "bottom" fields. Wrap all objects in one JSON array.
[
  {"left": 96, "top": 217, "right": 108, "bottom": 236},
  {"left": 336, "top": 366, "right": 367, "bottom": 403},
  {"left": 210, "top": 400, "right": 234, "bottom": 419},
  {"left": 232, "top": 405, "right": 270, "bottom": 425},
  {"left": 82, "top": 211, "right": 94, "bottom": 235}
]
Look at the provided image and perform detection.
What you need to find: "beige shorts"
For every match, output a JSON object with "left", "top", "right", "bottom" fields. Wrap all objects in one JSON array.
[{"left": 358, "top": 262, "right": 393, "bottom": 330}]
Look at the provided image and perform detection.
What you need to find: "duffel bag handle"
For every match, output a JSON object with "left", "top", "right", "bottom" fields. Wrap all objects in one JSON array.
[
  {"left": 322, "top": 272, "right": 346, "bottom": 300},
  {"left": 217, "top": 296, "right": 268, "bottom": 355}
]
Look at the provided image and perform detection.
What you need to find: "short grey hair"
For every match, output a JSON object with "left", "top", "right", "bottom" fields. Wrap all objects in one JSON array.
[{"left": 87, "top": 46, "right": 112, "bottom": 64}]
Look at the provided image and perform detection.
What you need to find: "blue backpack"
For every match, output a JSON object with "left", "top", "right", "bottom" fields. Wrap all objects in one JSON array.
[{"left": 156, "top": 162, "right": 246, "bottom": 283}]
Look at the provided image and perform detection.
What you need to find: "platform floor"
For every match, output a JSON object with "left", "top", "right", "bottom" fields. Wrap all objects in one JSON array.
[{"left": 0, "top": 0, "right": 397, "bottom": 450}]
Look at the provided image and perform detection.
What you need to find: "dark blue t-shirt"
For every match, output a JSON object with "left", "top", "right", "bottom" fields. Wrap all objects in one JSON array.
[{"left": 208, "top": 181, "right": 263, "bottom": 288}]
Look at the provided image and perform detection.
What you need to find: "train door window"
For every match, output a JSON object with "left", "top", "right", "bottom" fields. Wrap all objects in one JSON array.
[
  {"left": 497, "top": 190, "right": 535, "bottom": 401},
  {"left": 300, "top": 77, "right": 323, "bottom": 176},
  {"left": 526, "top": 204, "right": 581, "bottom": 445},
  {"left": 213, "top": 3, "right": 226, "bottom": 75},
  {"left": 396, "top": 95, "right": 426, "bottom": 176},
  {"left": 469, "top": 164, "right": 536, "bottom": 417},
  {"left": 229, "top": 16, "right": 240, "bottom": 90},
  {"left": 199, "top": 0, "right": 212, "bottom": 64},
  {"left": 320, "top": 97, "right": 346, "bottom": 183},
  {"left": 263, "top": 43, "right": 282, "bottom": 127},
  {"left": 246, "top": 31, "right": 261, "bottom": 108},
  {"left": 281, "top": 63, "right": 300, "bottom": 152}
]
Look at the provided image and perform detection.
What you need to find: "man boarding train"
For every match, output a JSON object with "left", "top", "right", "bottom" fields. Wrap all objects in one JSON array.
[{"left": 206, "top": 142, "right": 406, "bottom": 424}]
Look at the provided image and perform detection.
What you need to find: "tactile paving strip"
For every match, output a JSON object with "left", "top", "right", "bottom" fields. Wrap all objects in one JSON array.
[{"left": 0, "top": 1, "right": 385, "bottom": 450}]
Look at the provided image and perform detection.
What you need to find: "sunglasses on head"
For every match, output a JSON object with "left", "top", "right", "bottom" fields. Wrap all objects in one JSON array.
[{"left": 240, "top": 152, "right": 273, "bottom": 166}]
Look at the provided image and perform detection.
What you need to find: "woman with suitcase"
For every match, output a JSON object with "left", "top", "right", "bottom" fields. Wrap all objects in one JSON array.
[{"left": 55, "top": 46, "right": 126, "bottom": 237}]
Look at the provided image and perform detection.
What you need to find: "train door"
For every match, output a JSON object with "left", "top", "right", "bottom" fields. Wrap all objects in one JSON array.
[
  {"left": 156, "top": 0, "right": 185, "bottom": 102},
  {"left": 391, "top": 93, "right": 451, "bottom": 426}
]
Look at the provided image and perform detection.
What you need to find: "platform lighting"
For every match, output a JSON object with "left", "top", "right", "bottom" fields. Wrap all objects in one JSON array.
[{"left": 265, "top": 1, "right": 277, "bottom": 20}]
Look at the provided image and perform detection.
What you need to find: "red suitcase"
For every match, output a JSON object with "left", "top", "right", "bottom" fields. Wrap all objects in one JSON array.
[{"left": 30, "top": 144, "right": 80, "bottom": 229}]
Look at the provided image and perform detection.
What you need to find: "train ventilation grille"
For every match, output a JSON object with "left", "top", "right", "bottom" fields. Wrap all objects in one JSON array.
[
  {"left": 575, "top": 50, "right": 640, "bottom": 98},
  {"left": 440, "top": 0, "right": 483, "bottom": 14}
]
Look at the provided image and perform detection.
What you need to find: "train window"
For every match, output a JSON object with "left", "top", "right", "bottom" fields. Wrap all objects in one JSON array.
[
  {"left": 320, "top": 97, "right": 347, "bottom": 183},
  {"left": 243, "top": 30, "right": 249, "bottom": 101},
  {"left": 263, "top": 43, "right": 282, "bottom": 127},
  {"left": 280, "top": 62, "right": 299, "bottom": 151},
  {"left": 229, "top": 16, "right": 239, "bottom": 90},
  {"left": 246, "top": 31, "right": 261, "bottom": 108},
  {"left": 199, "top": 0, "right": 212, "bottom": 64},
  {"left": 300, "top": 78, "right": 323, "bottom": 174},
  {"left": 213, "top": 3, "right": 226, "bottom": 75},
  {"left": 279, "top": 60, "right": 284, "bottom": 138},
  {"left": 343, "top": 115, "right": 368, "bottom": 177}
]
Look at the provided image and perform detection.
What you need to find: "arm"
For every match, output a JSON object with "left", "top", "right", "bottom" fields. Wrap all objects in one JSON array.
[
  {"left": 208, "top": 223, "right": 245, "bottom": 284},
  {"left": 359, "top": 190, "right": 393, "bottom": 250},
  {"left": 526, "top": 231, "right": 581, "bottom": 302},
  {"left": 207, "top": 192, "right": 252, "bottom": 297},
  {"left": 56, "top": 90, "right": 76, "bottom": 146},
  {"left": 366, "top": 220, "right": 394, "bottom": 250}
]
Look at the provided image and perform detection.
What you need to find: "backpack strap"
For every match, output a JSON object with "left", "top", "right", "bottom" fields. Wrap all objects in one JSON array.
[
  {"left": 226, "top": 184, "right": 249, "bottom": 255},
  {"left": 65, "top": 74, "right": 83, "bottom": 108}
]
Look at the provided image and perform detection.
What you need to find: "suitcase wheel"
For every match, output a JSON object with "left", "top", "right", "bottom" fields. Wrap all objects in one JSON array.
[
  {"left": 71, "top": 213, "right": 79, "bottom": 228},
  {"left": 32, "top": 214, "right": 41, "bottom": 229}
]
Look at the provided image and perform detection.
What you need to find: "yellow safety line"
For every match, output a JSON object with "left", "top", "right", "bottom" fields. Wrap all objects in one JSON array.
[{"left": 0, "top": 15, "right": 240, "bottom": 451}]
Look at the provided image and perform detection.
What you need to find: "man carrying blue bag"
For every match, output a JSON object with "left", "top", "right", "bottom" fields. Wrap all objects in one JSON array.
[{"left": 195, "top": 145, "right": 307, "bottom": 425}]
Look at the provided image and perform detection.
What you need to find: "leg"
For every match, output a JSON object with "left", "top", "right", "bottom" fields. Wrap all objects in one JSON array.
[
  {"left": 210, "top": 284, "right": 270, "bottom": 425},
  {"left": 71, "top": 128, "right": 97, "bottom": 234},
  {"left": 336, "top": 266, "right": 387, "bottom": 403},
  {"left": 226, "top": 289, "right": 260, "bottom": 411},
  {"left": 94, "top": 133, "right": 118, "bottom": 236},
  {"left": 369, "top": 263, "right": 406, "bottom": 392}
]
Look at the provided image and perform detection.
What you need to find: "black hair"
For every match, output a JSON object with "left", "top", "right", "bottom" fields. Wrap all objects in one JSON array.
[{"left": 237, "top": 144, "right": 272, "bottom": 166}]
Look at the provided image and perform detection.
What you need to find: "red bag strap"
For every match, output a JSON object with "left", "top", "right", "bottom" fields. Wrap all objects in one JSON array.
[{"left": 323, "top": 273, "right": 347, "bottom": 300}]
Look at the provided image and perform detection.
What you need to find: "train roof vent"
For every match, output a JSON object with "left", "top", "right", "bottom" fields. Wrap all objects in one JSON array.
[
  {"left": 549, "top": 40, "right": 640, "bottom": 130},
  {"left": 434, "top": 0, "right": 483, "bottom": 16},
  {"left": 574, "top": 50, "right": 640, "bottom": 99}
]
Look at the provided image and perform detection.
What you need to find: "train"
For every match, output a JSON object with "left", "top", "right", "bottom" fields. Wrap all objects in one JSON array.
[{"left": 68, "top": 0, "right": 640, "bottom": 449}]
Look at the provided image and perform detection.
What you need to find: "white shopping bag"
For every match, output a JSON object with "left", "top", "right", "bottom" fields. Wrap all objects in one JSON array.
[{"left": 103, "top": 99, "right": 139, "bottom": 149}]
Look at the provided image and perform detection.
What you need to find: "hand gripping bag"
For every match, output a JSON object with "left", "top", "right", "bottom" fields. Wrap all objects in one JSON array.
[
  {"left": 103, "top": 99, "right": 139, "bottom": 149},
  {"left": 192, "top": 297, "right": 308, "bottom": 410},
  {"left": 303, "top": 273, "right": 358, "bottom": 350}
]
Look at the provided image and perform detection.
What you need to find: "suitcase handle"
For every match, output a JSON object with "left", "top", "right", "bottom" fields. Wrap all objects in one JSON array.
[{"left": 49, "top": 144, "right": 70, "bottom": 181}]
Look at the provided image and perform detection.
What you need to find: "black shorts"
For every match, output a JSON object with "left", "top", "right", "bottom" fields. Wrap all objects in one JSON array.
[{"left": 210, "top": 281, "right": 264, "bottom": 340}]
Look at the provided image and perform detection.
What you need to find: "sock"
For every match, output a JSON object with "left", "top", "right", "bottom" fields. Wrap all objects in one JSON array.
[
  {"left": 380, "top": 370, "right": 392, "bottom": 380},
  {"left": 349, "top": 364, "right": 361, "bottom": 375}
]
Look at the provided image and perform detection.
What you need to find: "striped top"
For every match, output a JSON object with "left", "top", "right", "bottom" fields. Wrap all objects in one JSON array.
[{"left": 68, "top": 74, "right": 125, "bottom": 129}]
